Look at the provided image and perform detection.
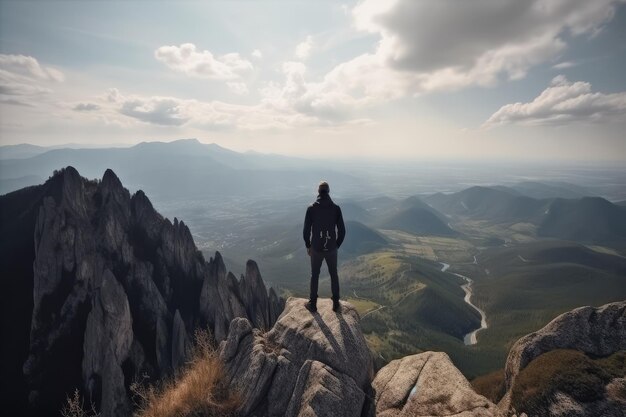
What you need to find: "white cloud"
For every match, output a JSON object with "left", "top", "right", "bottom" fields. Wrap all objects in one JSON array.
[
  {"left": 483, "top": 75, "right": 626, "bottom": 128},
  {"left": 0, "top": 54, "right": 64, "bottom": 82},
  {"left": 553, "top": 61, "right": 577, "bottom": 69},
  {"left": 120, "top": 96, "right": 189, "bottom": 126},
  {"left": 347, "top": 0, "right": 624, "bottom": 94},
  {"left": 249, "top": 0, "right": 625, "bottom": 125},
  {"left": 154, "top": 43, "right": 253, "bottom": 80},
  {"left": 295, "top": 36, "right": 314, "bottom": 60},
  {"left": 251, "top": 49, "right": 263, "bottom": 59},
  {"left": 0, "top": 54, "right": 64, "bottom": 105},
  {"left": 227, "top": 82, "right": 249, "bottom": 95},
  {"left": 95, "top": 88, "right": 319, "bottom": 130}
]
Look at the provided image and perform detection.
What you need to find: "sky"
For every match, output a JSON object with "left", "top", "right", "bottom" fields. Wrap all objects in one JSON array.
[{"left": 1, "top": 0, "right": 625, "bottom": 162}]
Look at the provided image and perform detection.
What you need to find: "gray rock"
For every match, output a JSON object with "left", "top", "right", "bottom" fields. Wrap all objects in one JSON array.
[
  {"left": 219, "top": 297, "right": 373, "bottom": 417},
  {"left": 11, "top": 167, "right": 285, "bottom": 415},
  {"left": 240, "top": 260, "right": 271, "bottom": 330},
  {"left": 504, "top": 301, "right": 626, "bottom": 391},
  {"left": 171, "top": 309, "right": 189, "bottom": 369},
  {"left": 82, "top": 269, "right": 133, "bottom": 417},
  {"left": 372, "top": 352, "right": 498, "bottom": 417},
  {"left": 285, "top": 360, "right": 365, "bottom": 417}
]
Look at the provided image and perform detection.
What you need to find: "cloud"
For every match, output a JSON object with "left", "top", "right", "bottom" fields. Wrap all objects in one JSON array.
[
  {"left": 250, "top": 0, "right": 624, "bottom": 125},
  {"left": 97, "top": 88, "right": 319, "bottom": 130},
  {"left": 119, "top": 96, "right": 189, "bottom": 126},
  {"left": 483, "top": 75, "right": 626, "bottom": 128},
  {"left": 295, "top": 36, "right": 314, "bottom": 60},
  {"left": 0, "top": 54, "right": 64, "bottom": 82},
  {"left": 0, "top": 54, "right": 64, "bottom": 105},
  {"left": 226, "top": 82, "right": 249, "bottom": 95},
  {"left": 552, "top": 61, "right": 577, "bottom": 69},
  {"left": 73, "top": 102, "right": 101, "bottom": 111},
  {"left": 251, "top": 49, "right": 263, "bottom": 59},
  {"left": 342, "top": 0, "right": 625, "bottom": 96},
  {"left": 155, "top": 43, "right": 253, "bottom": 80}
]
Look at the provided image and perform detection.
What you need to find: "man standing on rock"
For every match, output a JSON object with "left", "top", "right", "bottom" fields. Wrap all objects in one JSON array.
[{"left": 303, "top": 181, "right": 346, "bottom": 312}]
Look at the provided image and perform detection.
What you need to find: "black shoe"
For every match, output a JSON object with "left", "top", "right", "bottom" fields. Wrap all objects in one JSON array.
[
  {"left": 305, "top": 300, "right": 317, "bottom": 313},
  {"left": 332, "top": 299, "right": 341, "bottom": 312}
]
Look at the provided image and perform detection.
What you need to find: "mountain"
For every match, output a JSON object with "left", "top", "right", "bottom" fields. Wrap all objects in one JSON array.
[
  {"left": 425, "top": 186, "right": 548, "bottom": 223},
  {"left": 0, "top": 175, "right": 44, "bottom": 195},
  {"left": 378, "top": 205, "right": 456, "bottom": 236},
  {"left": 339, "top": 200, "right": 373, "bottom": 224},
  {"left": 0, "top": 166, "right": 283, "bottom": 416},
  {"left": 0, "top": 139, "right": 363, "bottom": 199},
  {"left": 340, "top": 220, "right": 387, "bottom": 254},
  {"left": 0, "top": 144, "right": 51, "bottom": 160},
  {"left": 538, "top": 197, "right": 626, "bottom": 243},
  {"left": 507, "top": 181, "right": 594, "bottom": 199}
]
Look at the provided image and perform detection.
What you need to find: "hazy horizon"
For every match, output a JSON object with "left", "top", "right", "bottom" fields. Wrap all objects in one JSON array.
[{"left": 1, "top": 0, "right": 626, "bottom": 162}]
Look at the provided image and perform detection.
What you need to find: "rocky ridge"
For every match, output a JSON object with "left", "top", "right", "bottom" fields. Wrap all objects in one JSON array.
[{"left": 0, "top": 167, "right": 284, "bottom": 416}]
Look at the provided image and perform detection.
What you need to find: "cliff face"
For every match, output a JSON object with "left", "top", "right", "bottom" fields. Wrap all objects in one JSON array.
[{"left": 0, "top": 167, "right": 283, "bottom": 416}]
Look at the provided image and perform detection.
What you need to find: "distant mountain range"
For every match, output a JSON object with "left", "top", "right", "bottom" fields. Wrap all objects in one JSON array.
[
  {"left": 424, "top": 186, "right": 626, "bottom": 244},
  {"left": 0, "top": 139, "right": 363, "bottom": 198}
]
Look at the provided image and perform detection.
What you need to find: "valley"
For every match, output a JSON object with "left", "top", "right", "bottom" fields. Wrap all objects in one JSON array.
[
  {"left": 159, "top": 180, "right": 626, "bottom": 378},
  {"left": 2, "top": 141, "right": 626, "bottom": 380}
]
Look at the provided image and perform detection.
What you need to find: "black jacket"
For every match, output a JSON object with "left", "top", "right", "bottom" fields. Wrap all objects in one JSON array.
[{"left": 303, "top": 194, "right": 346, "bottom": 252}]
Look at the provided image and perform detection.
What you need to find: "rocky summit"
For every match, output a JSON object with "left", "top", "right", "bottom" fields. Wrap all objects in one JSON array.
[
  {"left": 219, "top": 297, "right": 374, "bottom": 417},
  {"left": 0, "top": 167, "right": 284, "bottom": 416}
]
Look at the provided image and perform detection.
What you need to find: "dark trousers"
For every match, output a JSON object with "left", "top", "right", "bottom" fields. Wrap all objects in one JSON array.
[{"left": 310, "top": 248, "right": 340, "bottom": 302}]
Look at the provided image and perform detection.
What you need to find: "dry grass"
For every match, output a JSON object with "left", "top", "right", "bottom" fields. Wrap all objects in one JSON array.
[
  {"left": 471, "top": 369, "right": 506, "bottom": 404},
  {"left": 61, "top": 389, "right": 100, "bottom": 417},
  {"left": 132, "top": 329, "right": 240, "bottom": 417}
]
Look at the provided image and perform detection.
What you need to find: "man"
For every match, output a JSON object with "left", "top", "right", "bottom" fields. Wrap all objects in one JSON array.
[{"left": 303, "top": 181, "right": 346, "bottom": 312}]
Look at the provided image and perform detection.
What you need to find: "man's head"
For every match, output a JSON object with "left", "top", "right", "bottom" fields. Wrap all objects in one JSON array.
[{"left": 318, "top": 181, "right": 330, "bottom": 195}]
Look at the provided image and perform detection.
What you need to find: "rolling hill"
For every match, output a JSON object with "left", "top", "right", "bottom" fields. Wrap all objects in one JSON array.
[
  {"left": 340, "top": 220, "right": 387, "bottom": 254},
  {"left": 425, "top": 186, "right": 549, "bottom": 223},
  {"left": 378, "top": 206, "right": 456, "bottom": 236},
  {"left": 538, "top": 197, "right": 626, "bottom": 243}
]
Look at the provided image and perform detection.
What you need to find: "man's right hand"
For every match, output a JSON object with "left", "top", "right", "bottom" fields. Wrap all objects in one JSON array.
[{"left": 307, "top": 247, "right": 312, "bottom": 256}]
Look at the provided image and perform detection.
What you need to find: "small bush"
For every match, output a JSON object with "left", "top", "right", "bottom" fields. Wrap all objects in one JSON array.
[
  {"left": 132, "top": 329, "right": 240, "bottom": 417},
  {"left": 511, "top": 349, "right": 626, "bottom": 415},
  {"left": 471, "top": 369, "right": 506, "bottom": 403}
]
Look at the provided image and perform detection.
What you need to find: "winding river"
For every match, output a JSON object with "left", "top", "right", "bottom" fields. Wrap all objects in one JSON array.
[{"left": 440, "top": 262, "right": 488, "bottom": 345}]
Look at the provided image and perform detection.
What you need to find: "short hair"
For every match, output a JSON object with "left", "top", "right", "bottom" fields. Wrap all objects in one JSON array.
[{"left": 318, "top": 181, "right": 330, "bottom": 193}]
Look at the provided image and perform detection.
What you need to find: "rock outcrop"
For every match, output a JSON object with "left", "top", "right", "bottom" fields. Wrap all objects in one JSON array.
[
  {"left": 219, "top": 297, "right": 374, "bottom": 417},
  {"left": 504, "top": 301, "right": 626, "bottom": 390},
  {"left": 373, "top": 352, "right": 498, "bottom": 417},
  {"left": 0, "top": 167, "right": 284, "bottom": 416},
  {"left": 501, "top": 300, "right": 626, "bottom": 416}
]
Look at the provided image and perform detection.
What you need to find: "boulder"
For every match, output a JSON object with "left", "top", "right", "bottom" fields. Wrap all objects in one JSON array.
[
  {"left": 372, "top": 352, "right": 498, "bottom": 417},
  {"left": 504, "top": 301, "right": 626, "bottom": 390},
  {"left": 219, "top": 297, "right": 373, "bottom": 417}
]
